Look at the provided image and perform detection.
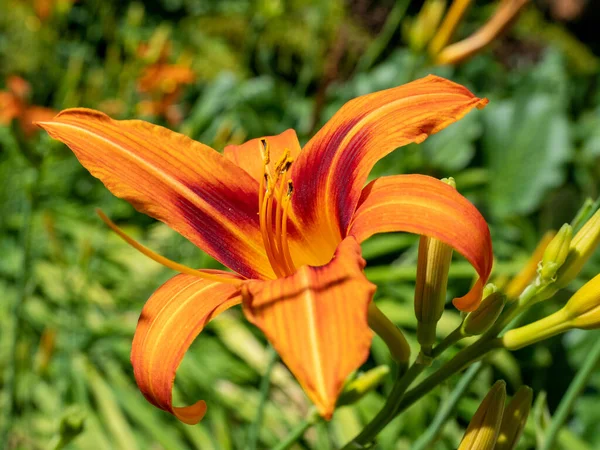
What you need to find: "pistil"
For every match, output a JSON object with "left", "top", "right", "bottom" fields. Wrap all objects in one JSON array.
[{"left": 97, "top": 209, "right": 244, "bottom": 286}]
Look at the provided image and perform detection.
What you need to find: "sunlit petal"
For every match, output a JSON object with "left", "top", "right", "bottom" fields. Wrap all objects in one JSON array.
[
  {"left": 131, "top": 272, "right": 243, "bottom": 424},
  {"left": 37, "top": 108, "right": 274, "bottom": 279},
  {"left": 242, "top": 236, "right": 375, "bottom": 418},
  {"left": 224, "top": 129, "right": 302, "bottom": 182},
  {"left": 290, "top": 75, "right": 488, "bottom": 264},
  {"left": 348, "top": 175, "right": 492, "bottom": 311}
]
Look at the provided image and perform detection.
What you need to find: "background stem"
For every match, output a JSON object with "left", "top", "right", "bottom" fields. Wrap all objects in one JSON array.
[
  {"left": 541, "top": 335, "right": 600, "bottom": 450},
  {"left": 412, "top": 362, "right": 483, "bottom": 450},
  {"left": 247, "top": 345, "right": 278, "bottom": 450}
]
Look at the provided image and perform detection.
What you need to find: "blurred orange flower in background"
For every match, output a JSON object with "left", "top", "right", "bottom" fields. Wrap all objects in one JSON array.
[{"left": 0, "top": 76, "right": 56, "bottom": 137}]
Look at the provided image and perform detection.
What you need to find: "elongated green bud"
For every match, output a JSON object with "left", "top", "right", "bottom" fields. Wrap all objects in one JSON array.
[
  {"left": 415, "top": 178, "right": 455, "bottom": 353},
  {"left": 563, "top": 272, "right": 600, "bottom": 329},
  {"left": 504, "top": 272, "right": 600, "bottom": 350},
  {"left": 462, "top": 291, "right": 505, "bottom": 336},
  {"left": 555, "top": 210, "right": 600, "bottom": 288},
  {"left": 496, "top": 386, "right": 533, "bottom": 450},
  {"left": 504, "top": 231, "right": 555, "bottom": 299},
  {"left": 482, "top": 283, "right": 497, "bottom": 299},
  {"left": 458, "top": 380, "right": 506, "bottom": 450},
  {"left": 502, "top": 309, "right": 570, "bottom": 350},
  {"left": 538, "top": 223, "right": 572, "bottom": 283},
  {"left": 337, "top": 365, "right": 390, "bottom": 407},
  {"left": 368, "top": 303, "right": 410, "bottom": 365}
]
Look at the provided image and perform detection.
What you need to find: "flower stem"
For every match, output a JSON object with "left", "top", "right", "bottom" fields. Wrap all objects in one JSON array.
[
  {"left": 396, "top": 337, "right": 503, "bottom": 415},
  {"left": 247, "top": 345, "right": 278, "bottom": 450},
  {"left": 431, "top": 327, "right": 464, "bottom": 358},
  {"left": 412, "top": 362, "right": 484, "bottom": 450},
  {"left": 341, "top": 358, "right": 430, "bottom": 448},
  {"left": 271, "top": 409, "right": 320, "bottom": 450},
  {"left": 541, "top": 334, "right": 600, "bottom": 450}
]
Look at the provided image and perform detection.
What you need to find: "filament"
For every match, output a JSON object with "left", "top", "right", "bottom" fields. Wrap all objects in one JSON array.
[{"left": 96, "top": 209, "right": 244, "bottom": 287}]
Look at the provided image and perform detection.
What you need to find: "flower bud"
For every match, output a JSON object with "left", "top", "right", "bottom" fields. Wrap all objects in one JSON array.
[
  {"left": 563, "top": 273, "right": 600, "bottom": 329},
  {"left": 368, "top": 303, "right": 410, "bottom": 365},
  {"left": 538, "top": 223, "right": 572, "bottom": 283},
  {"left": 554, "top": 209, "right": 600, "bottom": 288},
  {"left": 503, "top": 274, "right": 600, "bottom": 350},
  {"left": 462, "top": 291, "right": 505, "bottom": 336},
  {"left": 407, "top": 0, "right": 447, "bottom": 52},
  {"left": 337, "top": 365, "right": 390, "bottom": 407},
  {"left": 502, "top": 309, "right": 570, "bottom": 350},
  {"left": 504, "top": 231, "right": 555, "bottom": 299},
  {"left": 496, "top": 386, "right": 533, "bottom": 450},
  {"left": 458, "top": 380, "right": 506, "bottom": 450},
  {"left": 482, "top": 282, "right": 497, "bottom": 299},
  {"left": 414, "top": 178, "right": 455, "bottom": 352}
]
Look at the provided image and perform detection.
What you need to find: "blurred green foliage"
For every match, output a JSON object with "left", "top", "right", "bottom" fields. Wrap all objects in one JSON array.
[{"left": 1, "top": 0, "right": 600, "bottom": 449}]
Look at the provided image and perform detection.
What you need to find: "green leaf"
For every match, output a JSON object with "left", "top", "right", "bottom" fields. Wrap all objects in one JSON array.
[{"left": 482, "top": 93, "right": 571, "bottom": 218}]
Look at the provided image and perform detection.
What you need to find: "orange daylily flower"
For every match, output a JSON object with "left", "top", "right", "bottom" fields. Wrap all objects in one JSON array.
[
  {"left": 37, "top": 75, "right": 492, "bottom": 423},
  {"left": 0, "top": 76, "right": 56, "bottom": 137},
  {"left": 136, "top": 43, "right": 195, "bottom": 126}
]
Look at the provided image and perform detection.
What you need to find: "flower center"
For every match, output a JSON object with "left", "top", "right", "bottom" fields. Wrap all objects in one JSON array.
[{"left": 259, "top": 138, "right": 296, "bottom": 278}]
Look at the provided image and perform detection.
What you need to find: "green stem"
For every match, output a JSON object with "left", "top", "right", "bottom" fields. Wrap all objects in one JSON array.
[
  {"left": 396, "top": 338, "right": 503, "bottom": 416},
  {"left": 247, "top": 346, "right": 278, "bottom": 450},
  {"left": 341, "top": 360, "right": 429, "bottom": 449},
  {"left": 356, "top": 0, "right": 411, "bottom": 72},
  {"left": 541, "top": 335, "right": 600, "bottom": 450},
  {"left": 271, "top": 410, "right": 319, "bottom": 450},
  {"left": 368, "top": 302, "right": 410, "bottom": 369},
  {"left": 431, "top": 327, "right": 464, "bottom": 358},
  {"left": 0, "top": 167, "right": 40, "bottom": 447},
  {"left": 411, "top": 362, "right": 483, "bottom": 450}
]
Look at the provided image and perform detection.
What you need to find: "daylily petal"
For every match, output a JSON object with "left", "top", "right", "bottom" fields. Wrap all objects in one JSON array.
[
  {"left": 37, "top": 108, "right": 274, "bottom": 279},
  {"left": 131, "top": 272, "right": 242, "bottom": 424},
  {"left": 348, "top": 175, "right": 492, "bottom": 311},
  {"left": 224, "top": 129, "right": 302, "bottom": 182},
  {"left": 242, "top": 236, "right": 375, "bottom": 418},
  {"left": 290, "top": 75, "right": 488, "bottom": 264}
]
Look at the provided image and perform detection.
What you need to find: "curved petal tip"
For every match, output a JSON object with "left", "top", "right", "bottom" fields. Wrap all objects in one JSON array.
[
  {"left": 452, "top": 278, "right": 485, "bottom": 312},
  {"left": 173, "top": 401, "right": 208, "bottom": 425}
]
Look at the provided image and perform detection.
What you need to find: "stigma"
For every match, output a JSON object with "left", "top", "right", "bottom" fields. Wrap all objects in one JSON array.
[{"left": 259, "top": 138, "right": 296, "bottom": 278}]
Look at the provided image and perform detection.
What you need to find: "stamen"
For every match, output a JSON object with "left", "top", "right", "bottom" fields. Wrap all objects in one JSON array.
[
  {"left": 96, "top": 209, "right": 244, "bottom": 287},
  {"left": 259, "top": 184, "right": 285, "bottom": 278},
  {"left": 257, "top": 140, "right": 296, "bottom": 278},
  {"left": 260, "top": 139, "right": 270, "bottom": 164},
  {"left": 280, "top": 181, "right": 296, "bottom": 274},
  {"left": 273, "top": 148, "right": 291, "bottom": 175}
]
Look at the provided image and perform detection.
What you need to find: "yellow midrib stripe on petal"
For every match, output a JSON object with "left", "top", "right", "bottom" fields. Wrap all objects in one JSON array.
[
  {"left": 299, "top": 268, "right": 328, "bottom": 405},
  {"left": 50, "top": 121, "right": 269, "bottom": 263}
]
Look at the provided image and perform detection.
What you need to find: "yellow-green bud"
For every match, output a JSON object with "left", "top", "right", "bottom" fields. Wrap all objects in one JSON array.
[
  {"left": 503, "top": 274, "right": 600, "bottom": 350},
  {"left": 458, "top": 380, "right": 506, "bottom": 450},
  {"left": 56, "top": 405, "right": 86, "bottom": 448},
  {"left": 337, "top": 365, "right": 390, "bottom": 407},
  {"left": 415, "top": 178, "right": 455, "bottom": 352},
  {"left": 563, "top": 273, "right": 600, "bottom": 329},
  {"left": 502, "top": 309, "right": 570, "bottom": 350},
  {"left": 368, "top": 303, "right": 411, "bottom": 365},
  {"left": 555, "top": 209, "right": 600, "bottom": 288},
  {"left": 504, "top": 231, "right": 556, "bottom": 299},
  {"left": 538, "top": 223, "right": 572, "bottom": 283},
  {"left": 482, "top": 282, "right": 497, "bottom": 299},
  {"left": 496, "top": 386, "right": 533, "bottom": 450},
  {"left": 462, "top": 291, "right": 505, "bottom": 336},
  {"left": 407, "top": 0, "right": 447, "bottom": 52}
]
